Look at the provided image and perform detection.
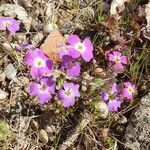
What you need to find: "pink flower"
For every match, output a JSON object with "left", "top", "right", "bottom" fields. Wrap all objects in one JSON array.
[
  {"left": 15, "top": 41, "right": 34, "bottom": 51},
  {"left": 101, "top": 83, "right": 122, "bottom": 112},
  {"left": 57, "top": 82, "right": 80, "bottom": 107},
  {"left": 61, "top": 55, "right": 81, "bottom": 77},
  {"left": 108, "top": 97, "right": 122, "bottom": 112},
  {"left": 122, "top": 82, "right": 136, "bottom": 100},
  {"left": 67, "top": 35, "right": 93, "bottom": 62},
  {"left": 0, "top": 17, "right": 20, "bottom": 33},
  {"left": 108, "top": 51, "right": 127, "bottom": 73},
  {"left": 24, "top": 49, "right": 53, "bottom": 78},
  {"left": 28, "top": 77, "right": 55, "bottom": 104}
]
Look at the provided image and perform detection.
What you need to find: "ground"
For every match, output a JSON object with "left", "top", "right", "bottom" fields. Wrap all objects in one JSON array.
[{"left": 0, "top": 0, "right": 150, "bottom": 150}]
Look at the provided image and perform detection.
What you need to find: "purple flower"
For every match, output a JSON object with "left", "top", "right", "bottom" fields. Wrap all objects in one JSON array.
[
  {"left": 24, "top": 49, "right": 53, "bottom": 78},
  {"left": 15, "top": 41, "right": 34, "bottom": 51},
  {"left": 28, "top": 76, "right": 55, "bottom": 104},
  {"left": 61, "top": 55, "right": 81, "bottom": 77},
  {"left": 101, "top": 83, "right": 122, "bottom": 112},
  {"left": 122, "top": 82, "right": 136, "bottom": 100},
  {"left": 58, "top": 47, "right": 69, "bottom": 58},
  {"left": 67, "top": 34, "right": 93, "bottom": 62},
  {"left": 108, "top": 51, "right": 127, "bottom": 73},
  {"left": 0, "top": 17, "right": 20, "bottom": 33},
  {"left": 108, "top": 97, "right": 122, "bottom": 112},
  {"left": 57, "top": 82, "right": 80, "bottom": 107}
]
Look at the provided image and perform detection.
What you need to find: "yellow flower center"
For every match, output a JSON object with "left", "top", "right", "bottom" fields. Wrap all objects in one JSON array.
[
  {"left": 3, "top": 21, "right": 12, "bottom": 27},
  {"left": 65, "top": 88, "right": 73, "bottom": 96},
  {"left": 128, "top": 86, "right": 133, "bottom": 94},
  {"left": 34, "top": 58, "right": 45, "bottom": 67},
  {"left": 75, "top": 42, "right": 85, "bottom": 53},
  {"left": 114, "top": 56, "right": 121, "bottom": 63},
  {"left": 40, "top": 85, "right": 47, "bottom": 91}
]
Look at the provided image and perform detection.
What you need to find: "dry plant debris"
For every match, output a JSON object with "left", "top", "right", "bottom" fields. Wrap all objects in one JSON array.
[{"left": 0, "top": 0, "right": 149, "bottom": 150}]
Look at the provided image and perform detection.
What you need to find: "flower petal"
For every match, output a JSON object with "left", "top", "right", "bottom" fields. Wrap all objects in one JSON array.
[
  {"left": 46, "top": 59, "right": 53, "bottom": 70},
  {"left": 108, "top": 54, "right": 115, "bottom": 62},
  {"left": 121, "top": 56, "right": 127, "bottom": 64},
  {"left": 40, "top": 76, "right": 55, "bottom": 94},
  {"left": 101, "top": 91, "right": 109, "bottom": 101},
  {"left": 111, "top": 82, "right": 118, "bottom": 94},
  {"left": 29, "top": 82, "right": 41, "bottom": 96},
  {"left": 24, "top": 50, "right": 35, "bottom": 65},
  {"left": 110, "top": 63, "right": 124, "bottom": 74},
  {"left": 67, "top": 34, "right": 81, "bottom": 45},
  {"left": 72, "top": 84, "right": 80, "bottom": 97},
  {"left": 68, "top": 48, "right": 81, "bottom": 58},
  {"left": 108, "top": 98, "right": 122, "bottom": 111},
  {"left": 67, "top": 62, "right": 81, "bottom": 77},
  {"left": 83, "top": 38, "right": 93, "bottom": 52},
  {"left": 124, "top": 82, "right": 131, "bottom": 87},
  {"left": 62, "top": 97, "right": 76, "bottom": 107},
  {"left": 7, "top": 21, "right": 20, "bottom": 33},
  {"left": 38, "top": 91, "right": 52, "bottom": 104},
  {"left": 113, "top": 51, "right": 122, "bottom": 57},
  {"left": 122, "top": 88, "right": 133, "bottom": 100},
  {"left": 82, "top": 38, "right": 93, "bottom": 62},
  {"left": 30, "top": 67, "right": 45, "bottom": 78},
  {"left": 82, "top": 49, "right": 93, "bottom": 62}
]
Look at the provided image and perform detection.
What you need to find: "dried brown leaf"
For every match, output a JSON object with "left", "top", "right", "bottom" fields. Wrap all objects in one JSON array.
[
  {"left": 107, "top": 16, "right": 116, "bottom": 30},
  {"left": 41, "top": 30, "right": 66, "bottom": 64}
]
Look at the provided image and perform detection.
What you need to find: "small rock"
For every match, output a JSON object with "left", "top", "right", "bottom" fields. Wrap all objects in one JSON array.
[
  {"left": 4, "top": 63, "right": 17, "bottom": 80},
  {"left": 123, "top": 93, "right": 150, "bottom": 150},
  {"left": 45, "top": 125, "right": 56, "bottom": 134},
  {"left": 32, "top": 32, "right": 43, "bottom": 46},
  {"left": 94, "top": 68, "right": 106, "bottom": 78},
  {"left": 44, "top": 23, "right": 58, "bottom": 34},
  {"left": 95, "top": 101, "right": 109, "bottom": 119},
  {"left": 0, "top": 89, "right": 8, "bottom": 100},
  {"left": 39, "top": 129, "right": 49, "bottom": 143}
]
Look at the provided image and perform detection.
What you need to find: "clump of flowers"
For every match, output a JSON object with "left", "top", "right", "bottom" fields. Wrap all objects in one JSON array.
[
  {"left": 0, "top": 17, "right": 20, "bottom": 33},
  {"left": 101, "top": 83, "right": 122, "bottom": 112},
  {"left": 101, "top": 81, "right": 136, "bottom": 112},
  {"left": 24, "top": 48, "right": 53, "bottom": 78},
  {"left": 21, "top": 31, "right": 136, "bottom": 111},
  {"left": 107, "top": 51, "right": 128, "bottom": 73},
  {"left": 22, "top": 34, "right": 94, "bottom": 106},
  {"left": 28, "top": 76, "right": 55, "bottom": 104},
  {"left": 57, "top": 82, "right": 80, "bottom": 107}
]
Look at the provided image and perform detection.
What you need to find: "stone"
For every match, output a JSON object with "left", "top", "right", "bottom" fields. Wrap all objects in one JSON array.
[
  {"left": 45, "top": 125, "right": 56, "bottom": 134},
  {"left": 39, "top": 129, "right": 49, "bottom": 143},
  {"left": 123, "top": 93, "right": 150, "bottom": 150},
  {"left": 0, "top": 89, "right": 8, "bottom": 100},
  {"left": 4, "top": 63, "right": 17, "bottom": 80}
]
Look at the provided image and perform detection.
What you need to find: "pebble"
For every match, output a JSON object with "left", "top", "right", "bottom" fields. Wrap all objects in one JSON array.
[
  {"left": 4, "top": 63, "right": 17, "bottom": 80},
  {"left": 39, "top": 129, "right": 49, "bottom": 143},
  {"left": 0, "top": 89, "right": 8, "bottom": 100}
]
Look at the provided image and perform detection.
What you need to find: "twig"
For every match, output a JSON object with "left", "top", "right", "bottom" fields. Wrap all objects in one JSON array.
[{"left": 59, "top": 112, "right": 91, "bottom": 150}]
